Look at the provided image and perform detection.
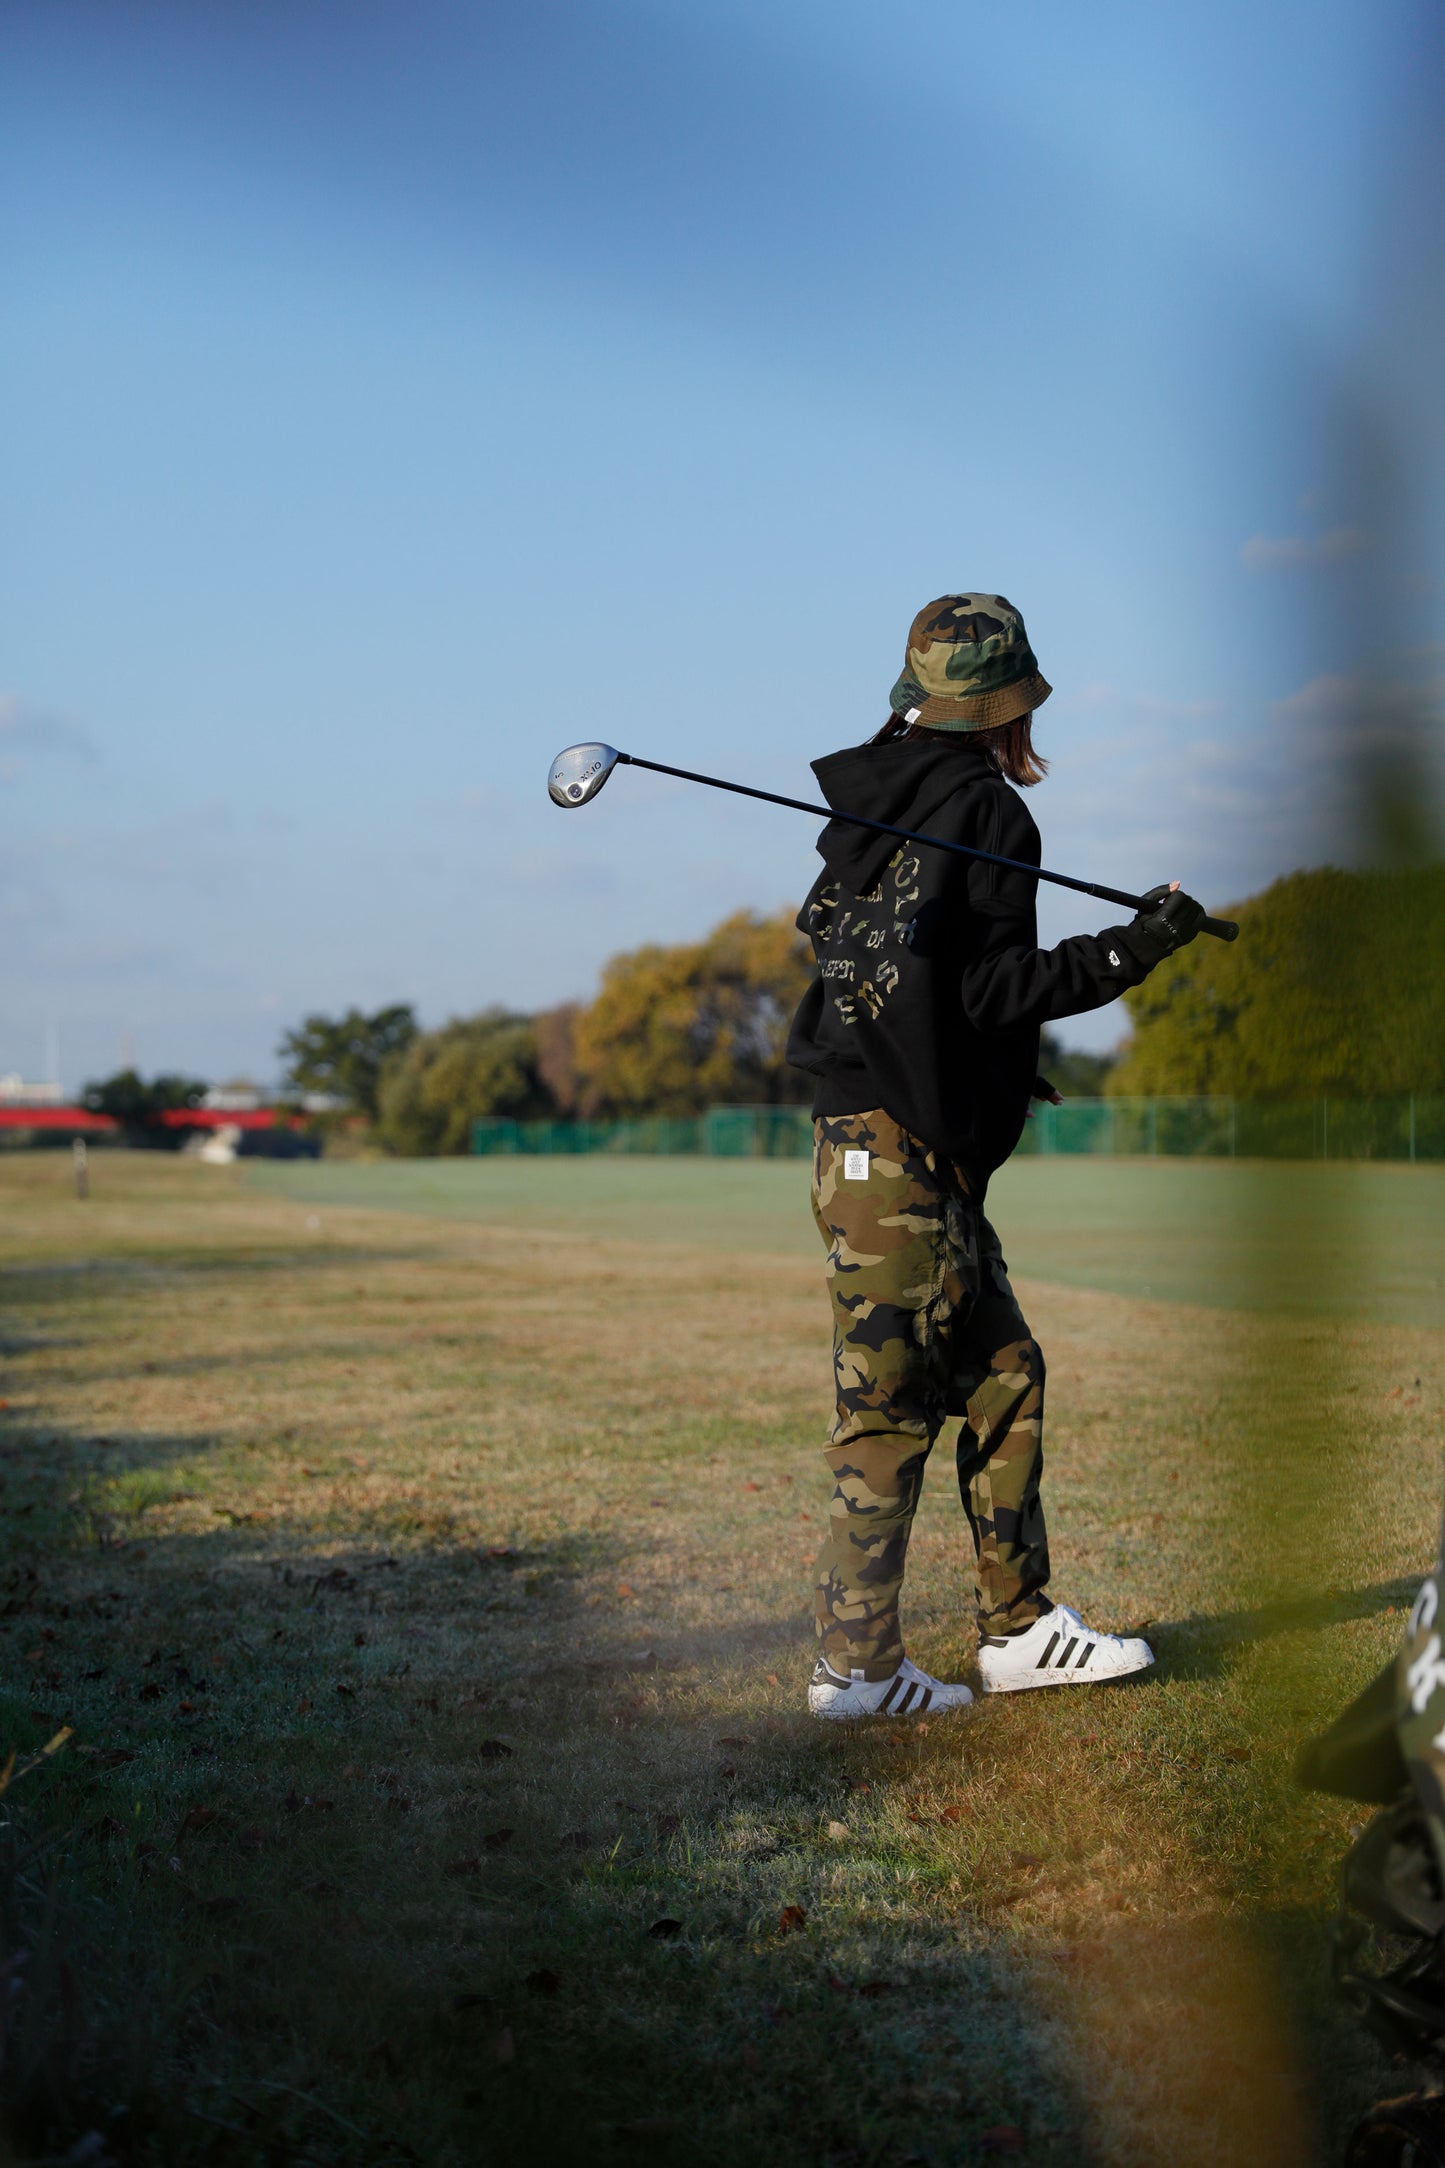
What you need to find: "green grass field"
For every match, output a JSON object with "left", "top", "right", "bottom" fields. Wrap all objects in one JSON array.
[
  {"left": 2, "top": 1149, "right": 1442, "bottom": 2165},
  {"left": 251, "top": 1152, "right": 1445, "bottom": 1323}
]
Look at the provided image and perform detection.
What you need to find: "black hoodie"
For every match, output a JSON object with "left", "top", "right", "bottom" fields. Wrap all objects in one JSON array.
[{"left": 785, "top": 734, "right": 1171, "bottom": 1197}]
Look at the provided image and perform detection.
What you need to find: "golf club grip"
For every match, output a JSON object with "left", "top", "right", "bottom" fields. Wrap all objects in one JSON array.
[{"left": 1201, "top": 916, "right": 1239, "bottom": 942}]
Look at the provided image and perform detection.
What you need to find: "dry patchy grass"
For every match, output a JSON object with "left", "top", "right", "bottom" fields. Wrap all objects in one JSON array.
[{"left": 1, "top": 1150, "right": 1441, "bottom": 2165}]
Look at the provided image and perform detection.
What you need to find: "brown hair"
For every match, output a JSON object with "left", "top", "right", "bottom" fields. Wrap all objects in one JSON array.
[{"left": 868, "top": 710, "right": 1048, "bottom": 787}]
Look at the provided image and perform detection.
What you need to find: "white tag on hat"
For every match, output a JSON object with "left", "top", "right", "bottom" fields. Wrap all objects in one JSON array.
[
  {"left": 904, "top": 707, "right": 922, "bottom": 723},
  {"left": 843, "top": 1149, "right": 870, "bottom": 1181}
]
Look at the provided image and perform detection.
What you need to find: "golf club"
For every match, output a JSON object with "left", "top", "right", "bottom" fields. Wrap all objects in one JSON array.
[{"left": 547, "top": 743, "right": 1240, "bottom": 942}]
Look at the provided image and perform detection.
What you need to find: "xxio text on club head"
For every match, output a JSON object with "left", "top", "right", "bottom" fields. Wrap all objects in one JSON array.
[{"left": 547, "top": 743, "right": 622, "bottom": 807}]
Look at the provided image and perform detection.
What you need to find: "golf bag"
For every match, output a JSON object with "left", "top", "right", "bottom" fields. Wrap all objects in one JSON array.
[{"left": 1298, "top": 1510, "right": 1445, "bottom": 2164}]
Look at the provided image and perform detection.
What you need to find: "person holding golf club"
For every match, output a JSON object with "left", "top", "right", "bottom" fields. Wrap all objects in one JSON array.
[{"left": 786, "top": 594, "right": 1206, "bottom": 1719}]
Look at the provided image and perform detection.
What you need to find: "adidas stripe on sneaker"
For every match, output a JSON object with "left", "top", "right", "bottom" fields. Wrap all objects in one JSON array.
[
  {"left": 808, "top": 1654, "right": 974, "bottom": 1722},
  {"left": 976, "top": 1604, "right": 1153, "bottom": 1693}
]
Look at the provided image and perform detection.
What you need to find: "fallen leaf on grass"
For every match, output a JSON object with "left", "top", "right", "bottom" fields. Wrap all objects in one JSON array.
[
  {"left": 716, "top": 1763, "right": 736, "bottom": 1779},
  {"left": 647, "top": 1917, "right": 682, "bottom": 1940},
  {"left": 478, "top": 1739, "right": 512, "bottom": 1760},
  {"left": 559, "top": 1829, "right": 590, "bottom": 1851},
  {"left": 525, "top": 1968, "right": 560, "bottom": 1995},
  {"left": 444, "top": 1857, "right": 482, "bottom": 1878},
  {"left": 483, "top": 1827, "right": 513, "bottom": 1851},
  {"left": 939, "top": 1805, "right": 962, "bottom": 1825},
  {"left": 742, "top": 1481, "right": 762, "bottom": 1492},
  {"left": 655, "top": 1813, "right": 681, "bottom": 1837},
  {"left": 282, "top": 1791, "right": 335, "bottom": 1815},
  {"left": 777, "top": 1905, "right": 807, "bottom": 1934},
  {"left": 302, "top": 1878, "right": 340, "bottom": 1898},
  {"left": 765, "top": 1672, "right": 779, "bottom": 1687},
  {"left": 617, "top": 1583, "right": 638, "bottom": 1599},
  {"left": 1011, "top": 1852, "right": 1045, "bottom": 1870},
  {"left": 848, "top": 1779, "right": 871, "bottom": 1794},
  {"left": 826, "top": 1821, "right": 850, "bottom": 1841},
  {"left": 980, "top": 2128, "right": 1024, "bottom": 2154},
  {"left": 717, "top": 1735, "right": 750, "bottom": 1748},
  {"left": 175, "top": 1806, "right": 221, "bottom": 1838},
  {"left": 295, "top": 1698, "right": 313, "bottom": 1715}
]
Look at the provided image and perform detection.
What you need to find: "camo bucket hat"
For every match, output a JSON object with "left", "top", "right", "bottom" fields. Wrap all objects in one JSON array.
[{"left": 889, "top": 593, "right": 1052, "bottom": 731}]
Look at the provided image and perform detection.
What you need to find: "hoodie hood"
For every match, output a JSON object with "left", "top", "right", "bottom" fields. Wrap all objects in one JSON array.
[{"left": 810, "top": 735, "right": 996, "bottom": 894}]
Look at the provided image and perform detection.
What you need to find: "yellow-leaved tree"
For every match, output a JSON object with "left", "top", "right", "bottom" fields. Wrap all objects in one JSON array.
[{"left": 573, "top": 908, "right": 813, "bottom": 1117}]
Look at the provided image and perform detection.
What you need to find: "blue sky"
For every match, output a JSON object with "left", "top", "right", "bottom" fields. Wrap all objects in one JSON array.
[{"left": 2, "top": 0, "right": 1440, "bottom": 1088}]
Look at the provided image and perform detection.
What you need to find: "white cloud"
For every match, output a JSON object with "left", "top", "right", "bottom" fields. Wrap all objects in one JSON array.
[
  {"left": 1270, "top": 670, "right": 1444, "bottom": 757},
  {"left": 0, "top": 693, "right": 97, "bottom": 777},
  {"left": 1238, "top": 526, "right": 1369, "bottom": 572},
  {"left": 1071, "top": 681, "right": 1223, "bottom": 721}
]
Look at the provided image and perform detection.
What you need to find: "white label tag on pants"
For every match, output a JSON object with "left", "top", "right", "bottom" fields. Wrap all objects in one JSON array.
[{"left": 843, "top": 1149, "right": 870, "bottom": 1181}]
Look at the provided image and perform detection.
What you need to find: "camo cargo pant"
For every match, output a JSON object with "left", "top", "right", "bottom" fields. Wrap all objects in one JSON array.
[{"left": 812, "top": 1109, "right": 1050, "bottom": 1679}]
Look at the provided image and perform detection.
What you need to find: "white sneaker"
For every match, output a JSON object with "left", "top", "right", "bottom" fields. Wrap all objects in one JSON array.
[
  {"left": 807, "top": 1653, "right": 974, "bottom": 1722},
  {"left": 976, "top": 1603, "right": 1154, "bottom": 1694}
]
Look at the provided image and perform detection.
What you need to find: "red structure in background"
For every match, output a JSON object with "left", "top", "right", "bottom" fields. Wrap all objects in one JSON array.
[
  {"left": 0, "top": 1106, "right": 119, "bottom": 1132},
  {"left": 0, "top": 1106, "right": 304, "bottom": 1134}
]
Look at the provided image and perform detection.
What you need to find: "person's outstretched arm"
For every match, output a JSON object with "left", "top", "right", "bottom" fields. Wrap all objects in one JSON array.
[{"left": 957, "top": 787, "right": 1204, "bottom": 1032}]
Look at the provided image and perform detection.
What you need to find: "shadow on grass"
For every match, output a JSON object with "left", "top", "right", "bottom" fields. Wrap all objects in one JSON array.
[
  {"left": 0, "top": 1400, "right": 1102, "bottom": 2168},
  {"left": 1153, "top": 1577, "right": 1421, "bottom": 1682},
  {"left": 0, "top": 1242, "right": 438, "bottom": 1300}
]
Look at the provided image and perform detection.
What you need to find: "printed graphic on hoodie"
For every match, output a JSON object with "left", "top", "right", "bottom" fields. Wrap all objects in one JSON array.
[{"left": 806, "top": 852, "right": 919, "bottom": 1027}]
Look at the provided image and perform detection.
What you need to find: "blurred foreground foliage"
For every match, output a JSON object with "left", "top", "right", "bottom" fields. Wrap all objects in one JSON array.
[{"left": 1111, "top": 864, "right": 1445, "bottom": 1098}]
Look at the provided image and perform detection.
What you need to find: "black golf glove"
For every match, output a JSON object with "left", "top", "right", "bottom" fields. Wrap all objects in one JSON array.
[{"left": 1132, "top": 883, "right": 1207, "bottom": 955}]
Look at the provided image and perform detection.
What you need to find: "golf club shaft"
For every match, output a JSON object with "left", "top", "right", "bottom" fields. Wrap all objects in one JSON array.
[{"left": 619, "top": 753, "right": 1239, "bottom": 942}]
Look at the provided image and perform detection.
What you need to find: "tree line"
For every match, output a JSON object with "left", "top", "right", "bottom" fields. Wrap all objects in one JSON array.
[
  {"left": 281, "top": 908, "right": 818, "bottom": 1154},
  {"left": 1108, "top": 863, "right": 1445, "bottom": 1098},
  {"left": 80, "top": 864, "right": 1445, "bottom": 1152}
]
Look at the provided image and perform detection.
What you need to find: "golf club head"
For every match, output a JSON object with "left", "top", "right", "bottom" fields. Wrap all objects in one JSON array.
[{"left": 547, "top": 743, "right": 622, "bottom": 808}]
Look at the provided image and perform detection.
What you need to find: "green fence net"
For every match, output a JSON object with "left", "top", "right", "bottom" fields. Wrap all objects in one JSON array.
[{"left": 472, "top": 1097, "right": 1445, "bottom": 1162}]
